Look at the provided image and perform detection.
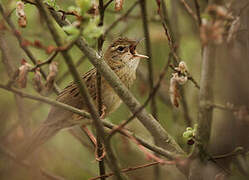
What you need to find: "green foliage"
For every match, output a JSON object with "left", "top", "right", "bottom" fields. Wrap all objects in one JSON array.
[
  {"left": 43, "top": 0, "right": 60, "bottom": 11},
  {"left": 75, "top": 0, "right": 92, "bottom": 15},
  {"left": 62, "top": 25, "right": 80, "bottom": 35},
  {"left": 67, "top": 5, "right": 81, "bottom": 14},
  {"left": 82, "top": 17, "right": 103, "bottom": 44},
  {"left": 182, "top": 124, "right": 197, "bottom": 144}
]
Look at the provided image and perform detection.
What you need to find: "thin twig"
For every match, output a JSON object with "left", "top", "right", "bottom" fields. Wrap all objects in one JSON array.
[
  {"left": 193, "top": 0, "right": 202, "bottom": 26},
  {"left": 103, "top": 0, "right": 114, "bottom": 10},
  {"left": 89, "top": 161, "right": 175, "bottom": 180},
  {"left": 56, "top": 55, "right": 86, "bottom": 84},
  {"left": 140, "top": 0, "right": 158, "bottom": 121},
  {"left": 209, "top": 103, "right": 249, "bottom": 112},
  {"left": 212, "top": 147, "right": 244, "bottom": 160},
  {"left": 103, "top": 0, "right": 140, "bottom": 37},
  {"left": 96, "top": 0, "right": 106, "bottom": 179},
  {"left": 30, "top": 51, "right": 58, "bottom": 71},
  {"left": 179, "top": 0, "right": 198, "bottom": 21},
  {"left": 0, "top": 84, "right": 91, "bottom": 119}
]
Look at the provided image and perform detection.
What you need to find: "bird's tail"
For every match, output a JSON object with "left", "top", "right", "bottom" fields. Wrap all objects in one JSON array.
[{"left": 17, "top": 123, "right": 61, "bottom": 160}]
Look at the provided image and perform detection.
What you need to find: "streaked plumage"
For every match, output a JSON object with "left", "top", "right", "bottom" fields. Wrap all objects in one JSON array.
[{"left": 18, "top": 37, "right": 148, "bottom": 159}]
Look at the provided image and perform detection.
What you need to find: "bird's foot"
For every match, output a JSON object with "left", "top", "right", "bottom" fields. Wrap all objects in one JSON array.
[
  {"left": 99, "top": 105, "right": 107, "bottom": 119},
  {"left": 81, "top": 125, "right": 106, "bottom": 161},
  {"left": 95, "top": 145, "right": 106, "bottom": 161}
]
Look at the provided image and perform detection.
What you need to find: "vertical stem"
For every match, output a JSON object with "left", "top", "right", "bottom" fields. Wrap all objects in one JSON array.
[
  {"left": 97, "top": 1, "right": 106, "bottom": 179},
  {"left": 0, "top": 33, "right": 30, "bottom": 137},
  {"left": 140, "top": 0, "right": 159, "bottom": 179},
  {"left": 139, "top": 0, "right": 157, "bottom": 119},
  {"left": 197, "top": 44, "right": 216, "bottom": 150}
]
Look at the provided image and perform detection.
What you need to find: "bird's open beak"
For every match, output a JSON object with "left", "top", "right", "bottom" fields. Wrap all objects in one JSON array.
[
  {"left": 130, "top": 38, "right": 149, "bottom": 59},
  {"left": 133, "top": 53, "right": 149, "bottom": 59}
]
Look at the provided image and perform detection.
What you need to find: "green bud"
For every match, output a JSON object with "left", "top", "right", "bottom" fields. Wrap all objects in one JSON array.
[
  {"left": 183, "top": 131, "right": 193, "bottom": 139},
  {"left": 186, "top": 127, "right": 192, "bottom": 131},
  {"left": 62, "top": 25, "right": 79, "bottom": 35}
]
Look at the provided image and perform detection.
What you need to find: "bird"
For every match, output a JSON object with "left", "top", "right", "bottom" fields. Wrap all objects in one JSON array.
[{"left": 18, "top": 37, "right": 148, "bottom": 159}]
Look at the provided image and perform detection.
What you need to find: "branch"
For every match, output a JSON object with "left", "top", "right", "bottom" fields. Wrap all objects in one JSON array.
[
  {"left": 103, "top": 0, "right": 140, "bottom": 38},
  {"left": 193, "top": 0, "right": 202, "bottom": 26},
  {"left": 30, "top": 51, "right": 58, "bottom": 72},
  {"left": 179, "top": 0, "right": 198, "bottom": 22},
  {"left": 196, "top": 44, "right": 216, "bottom": 149},
  {"left": 0, "top": 84, "right": 91, "bottom": 119},
  {"left": 89, "top": 161, "right": 175, "bottom": 180},
  {"left": 140, "top": 0, "right": 158, "bottom": 120},
  {"left": 34, "top": 1, "right": 124, "bottom": 179},
  {"left": 50, "top": 5, "right": 185, "bottom": 155},
  {"left": 56, "top": 55, "right": 86, "bottom": 84},
  {"left": 103, "top": 0, "right": 114, "bottom": 10},
  {"left": 0, "top": 83, "right": 178, "bottom": 160},
  {"left": 97, "top": 0, "right": 106, "bottom": 179}
]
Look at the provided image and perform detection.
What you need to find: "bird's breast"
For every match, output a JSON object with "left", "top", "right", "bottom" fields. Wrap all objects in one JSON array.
[{"left": 101, "top": 65, "right": 137, "bottom": 114}]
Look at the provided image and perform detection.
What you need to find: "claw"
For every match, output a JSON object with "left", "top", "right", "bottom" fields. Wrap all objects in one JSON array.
[{"left": 99, "top": 105, "right": 107, "bottom": 119}]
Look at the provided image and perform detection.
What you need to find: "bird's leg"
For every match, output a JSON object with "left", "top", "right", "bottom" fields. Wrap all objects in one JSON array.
[
  {"left": 81, "top": 125, "right": 106, "bottom": 161},
  {"left": 99, "top": 105, "right": 107, "bottom": 119}
]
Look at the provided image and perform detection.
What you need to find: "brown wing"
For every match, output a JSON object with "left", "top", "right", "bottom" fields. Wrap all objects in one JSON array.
[
  {"left": 44, "top": 68, "right": 97, "bottom": 125},
  {"left": 57, "top": 68, "right": 97, "bottom": 106}
]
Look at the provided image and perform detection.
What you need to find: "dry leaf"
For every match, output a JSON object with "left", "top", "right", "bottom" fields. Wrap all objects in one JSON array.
[
  {"left": 45, "top": 62, "right": 58, "bottom": 91},
  {"left": 32, "top": 68, "right": 44, "bottom": 93},
  {"left": 115, "top": 0, "right": 124, "bottom": 11},
  {"left": 169, "top": 73, "right": 180, "bottom": 108},
  {"left": 227, "top": 17, "right": 240, "bottom": 43},
  {"left": 17, "top": 59, "right": 32, "bottom": 88},
  {"left": 16, "top": 1, "right": 27, "bottom": 28}
]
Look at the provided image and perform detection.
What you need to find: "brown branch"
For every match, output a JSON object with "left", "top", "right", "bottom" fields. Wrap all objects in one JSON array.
[
  {"left": 56, "top": 55, "right": 86, "bottom": 84},
  {"left": 0, "top": 145, "right": 65, "bottom": 180},
  {"left": 196, "top": 44, "right": 216, "bottom": 149},
  {"left": 96, "top": 0, "right": 106, "bottom": 179},
  {"left": 193, "top": 0, "right": 202, "bottom": 26},
  {"left": 179, "top": 0, "right": 198, "bottom": 21},
  {"left": 140, "top": 0, "right": 158, "bottom": 121},
  {"left": 210, "top": 103, "right": 249, "bottom": 112},
  {"left": 212, "top": 147, "right": 244, "bottom": 160},
  {"left": 30, "top": 51, "right": 58, "bottom": 71},
  {"left": 89, "top": 161, "right": 175, "bottom": 180},
  {"left": 103, "top": 0, "right": 140, "bottom": 37},
  {"left": 0, "top": 84, "right": 91, "bottom": 119},
  {"left": 103, "top": 0, "right": 114, "bottom": 10}
]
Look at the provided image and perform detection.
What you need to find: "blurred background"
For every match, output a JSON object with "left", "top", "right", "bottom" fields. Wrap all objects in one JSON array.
[{"left": 0, "top": 0, "right": 249, "bottom": 179}]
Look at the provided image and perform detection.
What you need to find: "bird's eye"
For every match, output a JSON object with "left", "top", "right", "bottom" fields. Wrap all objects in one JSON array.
[{"left": 117, "top": 46, "right": 125, "bottom": 52}]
